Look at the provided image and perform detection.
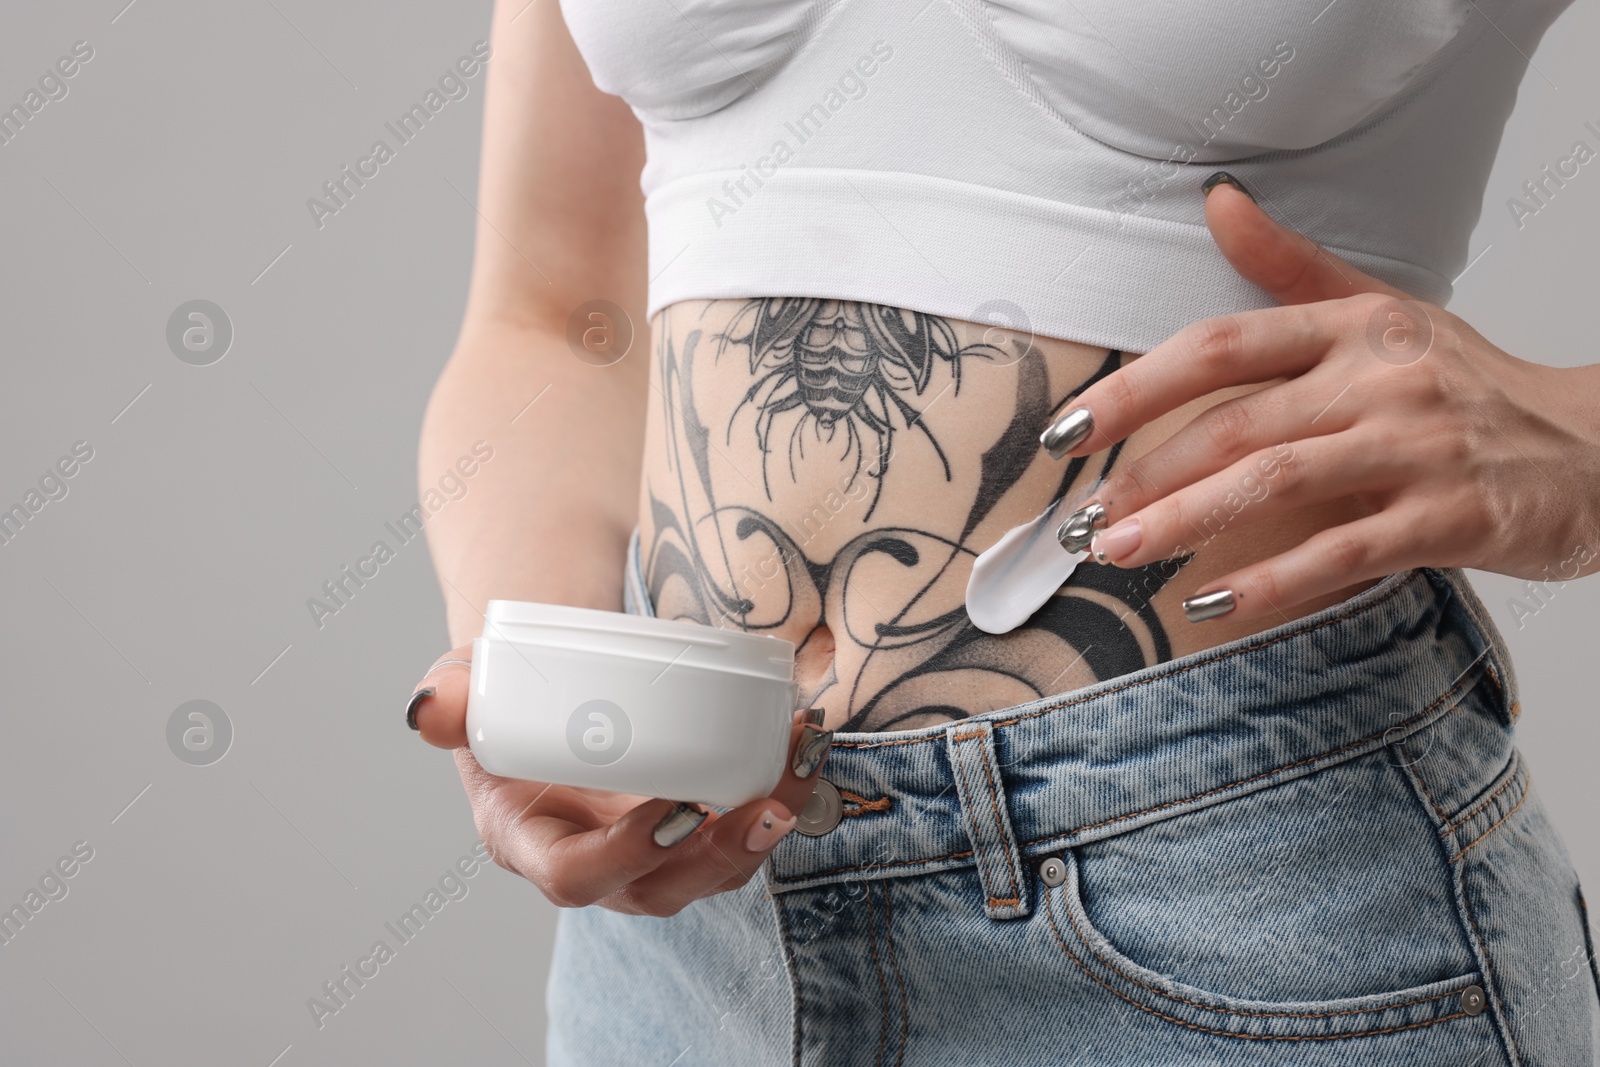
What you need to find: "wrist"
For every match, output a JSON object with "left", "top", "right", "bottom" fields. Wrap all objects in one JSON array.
[{"left": 1531, "top": 362, "right": 1600, "bottom": 567}]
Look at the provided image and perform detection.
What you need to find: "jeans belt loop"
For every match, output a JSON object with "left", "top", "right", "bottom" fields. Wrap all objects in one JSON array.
[{"left": 945, "top": 719, "right": 1030, "bottom": 920}]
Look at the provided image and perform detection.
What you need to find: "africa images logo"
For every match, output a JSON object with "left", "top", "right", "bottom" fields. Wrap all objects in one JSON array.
[{"left": 565, "top": 699, "right": 632, "bottom": 767}]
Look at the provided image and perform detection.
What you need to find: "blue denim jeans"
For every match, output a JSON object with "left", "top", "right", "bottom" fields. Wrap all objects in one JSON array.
[{"left": 546, "top": 538, "right": 1600, "bottom": 1064}]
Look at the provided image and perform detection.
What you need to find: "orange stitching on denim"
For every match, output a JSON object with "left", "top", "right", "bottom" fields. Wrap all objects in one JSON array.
[
  {"left": 1439, "top": 753, "right": 1522, "bottom": 839},
  {"left": 833, "top": 734, "right": 943, "bottom": 750},
  {"left": 951, "top": 741, "right": 1011, "bottom": 908},
  {"left": 839, "top": 789, "right": 892, "bottom": 817},
  {"left": 1408, "top": 742, "right": 1459, "bottom": 819},
  {"left": 988, "top": 896, "right": 1021, "bottom": 906},
  {"left": 1484, "top": 663, "right": 1505, "bottom": 704},
  {"left": 1023, "top": 666, "right": 1479, "bottom": 850},
  {"left": 950, "top": 727, "right": 985, "bottom": 742},
  {"left": 1042, "top": 892, "right": 1469, "bottom": 1039},
  {"left": 777, "top": 668, "right": 1481, "bottom": 887},
  {"left": 776, "top": 664, "right": 1479, "bottom": 887},
  {"left": 1444, "top": 584, "right": 1508, "bottom": 702},
  {"left": 833, "top": 573, "right": 1427, "bottom": 752},
  {"left": 961, "top": 730, "right": 1022, "bottom": 906},
  {"left": 1450, "top": 782, "right": 1530, "bottom": 864},
  {"left": 1460, "top": 878, "right": 1520, "bottom": 1062},
  {"left": 771, "top": 848, "right": 975, "bottom": 885},
  {"left": 1051, "top": 883, "right": 1460, "bottom": 1019},
  {"left": 864, "top": 885, "right": 890, "bottom": 1066},
  {"left": 881, "top": 884, "right": 908, "bottom": 1067},
  {"left": 1405, "top": 745, "right": 1451, "bottom": 820},
  {"left": 1441, "top": 578, "right": 1522, "bottom": 727}
]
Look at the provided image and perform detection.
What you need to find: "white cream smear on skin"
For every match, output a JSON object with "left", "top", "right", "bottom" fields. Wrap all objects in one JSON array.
[{"left": 965, "top": 493, "right": 1091, "bottom": 635}]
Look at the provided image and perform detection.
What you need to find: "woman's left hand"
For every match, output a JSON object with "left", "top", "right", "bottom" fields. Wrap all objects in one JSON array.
[{"left": 1045, "top": 172, "right": 1600, "bottom": 623}]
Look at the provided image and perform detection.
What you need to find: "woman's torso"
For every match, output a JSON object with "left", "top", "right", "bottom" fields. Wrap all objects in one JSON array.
[{"left": 637, "top": 298, "right": 1377, "bottom": 733}]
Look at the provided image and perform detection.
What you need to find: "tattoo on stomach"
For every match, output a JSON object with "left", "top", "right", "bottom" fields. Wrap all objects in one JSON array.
[{"left": 641, "top": 299, "right": 1189, "bottom": 732}]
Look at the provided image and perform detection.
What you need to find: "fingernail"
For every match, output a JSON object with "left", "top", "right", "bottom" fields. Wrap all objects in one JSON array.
[
  {"left": 744, "top": 809, "right": 798, "bottom": 852},
  {"left": 1040, "top": 407, "right": 1094, "bottom": 460},
  {"left": 1201, "top": 171, "right": 1256, "bottom": 202},
  {"left": 652, "top": 802, "right": 708, "bottom": 848},
  {"left": 1091, "top": 519, "right": 1142, "bottom": 564},
  {"left": 1182, "top": 589, "right": 1236, "bottom": 622},
  {"left": 795, "top": 706, "right": 825, "bottom": 728},
  {"left": 406, "top": 687, "right": 435, "bottom": 731},
  {"left": 1056, "top": 502, "right": 1107, "bottom": 554},
  {"left": 792, "top": 725, "right": 833, "bottom": 779}
]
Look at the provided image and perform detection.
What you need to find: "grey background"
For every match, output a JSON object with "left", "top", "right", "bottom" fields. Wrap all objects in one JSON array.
[{"left": 0, "top": 1, "right": 1595, "bottom": 1064}]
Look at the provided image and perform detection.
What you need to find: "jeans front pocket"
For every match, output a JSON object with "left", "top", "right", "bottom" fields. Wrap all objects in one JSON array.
[
  {"left": 1043, "top": 851, "right": 1488, "bottom": 1043},
  {"left": 1034, "top": 749, "right": 1508, "bottom": 1053}
]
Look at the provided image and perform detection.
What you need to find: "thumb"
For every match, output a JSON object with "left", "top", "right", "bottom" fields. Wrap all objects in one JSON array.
[
  {"left": 1201, "top": 171, "right": 1412, "bottom": 306},
  {"left": 409, "top": 645, "right": 474, "bottom": 748}
]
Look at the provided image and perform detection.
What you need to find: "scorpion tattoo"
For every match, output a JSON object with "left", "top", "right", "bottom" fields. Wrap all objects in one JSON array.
[{"left": 717, "top": 298, "right": 1006, "bottom": 520}]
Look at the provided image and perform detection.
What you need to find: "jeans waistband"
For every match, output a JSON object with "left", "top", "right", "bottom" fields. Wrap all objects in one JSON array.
[{"left": 622, "top": 531, "right": 1516, "bottom": 912}]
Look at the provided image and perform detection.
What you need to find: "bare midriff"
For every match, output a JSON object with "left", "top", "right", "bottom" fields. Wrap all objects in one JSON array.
[{"left": 637, "top": 298, "right": 1379, "bottom": 733}]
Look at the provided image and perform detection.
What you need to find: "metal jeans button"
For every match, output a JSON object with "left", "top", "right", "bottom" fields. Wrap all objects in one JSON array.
[
  {"left": 1460, "top": 985, "right": 1487, "bottom": 1016},
  {"left": 1039, "top": 856, "right": 1067, "bottom": 887},
  {"left": 794, "top": 778, "right": 842, "bottom": 836}
]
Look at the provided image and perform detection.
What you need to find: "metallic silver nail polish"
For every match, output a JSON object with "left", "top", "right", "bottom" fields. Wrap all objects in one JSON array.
[
  {"left": 792, "top": 726, "right": 834, "bottom": 779},
  {"left": 1201, "top": 170, "right": 1256, "bottom": 202},
  {"left": 405, "top": 687, "right": 434, "bottom": 731},
  {"left": 1056, "top": 502, "right": 1106, "bottom": 554},
  {"left": 801, "top": 707, "right": 825, "bottom": 728},
  {"left": 1182, "top": 589, "right": 1236, "bottom": 623},
  {"left": 1039, "top": 407, "right": 1094, "bottom": 460},
  {"left": 652, "top": 802, "right": 708, "bottom": 848}
]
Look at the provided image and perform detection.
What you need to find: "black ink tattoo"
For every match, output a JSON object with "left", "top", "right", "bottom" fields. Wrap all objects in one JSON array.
[
  {"left": 718, "top": 298, "right": 1004, "bottom": 520},
  {"left": 645, "top": 301, "right": 1188, "bottom": 732}
]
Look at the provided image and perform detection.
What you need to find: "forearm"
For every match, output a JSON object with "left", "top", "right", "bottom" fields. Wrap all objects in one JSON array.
[{"left": 419, "top": 319, "right": 647, "bottom": 646}]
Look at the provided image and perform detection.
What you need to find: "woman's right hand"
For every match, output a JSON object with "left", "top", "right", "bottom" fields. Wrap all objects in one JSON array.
[{"left": 406, "top": 647, "right": 833, "bottom": 917}]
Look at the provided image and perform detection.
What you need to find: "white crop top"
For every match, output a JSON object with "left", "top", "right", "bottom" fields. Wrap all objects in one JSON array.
[{"left": 559, "top": 0, "right": 1571, "bottom": 353}]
